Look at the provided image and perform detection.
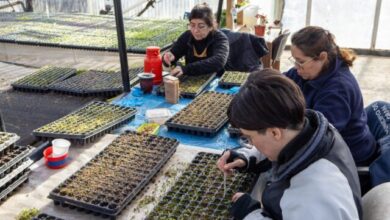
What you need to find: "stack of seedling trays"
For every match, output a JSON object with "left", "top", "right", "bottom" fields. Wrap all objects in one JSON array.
[
  {"left": 0, "top": 132, "right": 34, "bottom": 202},
  {"left": 33, "top": 101, "right": 137, "bottom": 145},
  {"left": 32, "top": 213, "right": 64, "bottom": 220},
  {"left": 11, "top": 66, "right": 77, "bottom": 92},
  {"left": 147, "top": 152, "right": 257, "bottom": 219},
  {"left": 49, "top": 131, "right": 179, "bottom": 219},
  {"left": 227, "top": 124, "right": 242, "bottom": 138},
  {"left": 49, "top": 67, "right": 142, "bottom": 96},
  {"left": 165, "top": 91, "right": 233, "bottom": 136},
  {"left": 218, "top": 71, "right": 249, "bottom": 89},
  {"left": 157, "top": 73, "right": 216, "bottom": 98}
]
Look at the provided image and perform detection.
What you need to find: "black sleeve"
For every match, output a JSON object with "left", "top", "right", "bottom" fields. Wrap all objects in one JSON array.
[
  {"left": 227, "top": 149, "right": 272, "bottom": 174},
  {"left": 229, "top": 193, "right": 261, "bottom": 220},
  {"left": 167, "top": 31, "right": 191, "bottom": 66},
  {"left": 182, "top": 30, "right": 229, "bottom": 75}
]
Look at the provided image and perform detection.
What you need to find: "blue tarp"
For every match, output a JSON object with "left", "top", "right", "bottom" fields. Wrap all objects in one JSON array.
[{"left": 111, "top": 78, "right": 240, "bottom": 150}]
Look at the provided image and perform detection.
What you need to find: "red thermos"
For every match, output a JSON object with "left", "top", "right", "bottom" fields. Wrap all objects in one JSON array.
[{"left": 144, "top": 46, "right": 162, "bottom": 85}]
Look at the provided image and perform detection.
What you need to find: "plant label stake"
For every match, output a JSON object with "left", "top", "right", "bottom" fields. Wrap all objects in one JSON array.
[{"left": 223, "top": 172, "right": 227, "bottom": 198}]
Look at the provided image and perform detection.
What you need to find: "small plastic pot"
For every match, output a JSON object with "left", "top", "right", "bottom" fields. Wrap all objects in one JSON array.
[{"left": 138, "top": 72, "right": 155, "bottom": 93}]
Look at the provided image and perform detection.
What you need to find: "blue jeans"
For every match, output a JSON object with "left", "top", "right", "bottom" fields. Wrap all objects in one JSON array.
[
  {"left": 365, "top": 101, "right": 390, "bottom": 153},
  {"left": 365, "top": 101, "right": 390, "bottom": 187}
]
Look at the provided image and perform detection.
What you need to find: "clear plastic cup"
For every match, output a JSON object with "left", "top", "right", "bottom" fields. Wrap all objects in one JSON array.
[{"left": 52, "top": 139, "right": 71, "bottom": 157}]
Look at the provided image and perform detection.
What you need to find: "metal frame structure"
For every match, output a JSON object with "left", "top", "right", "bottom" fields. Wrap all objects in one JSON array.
[{"left": 305, "top": 0, "right": 386, "bottom": 52}]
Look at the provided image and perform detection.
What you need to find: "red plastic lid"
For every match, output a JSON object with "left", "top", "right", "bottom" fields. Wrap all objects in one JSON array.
[{"left": 146, "top": 46, "right": 160, "bottom": 56}]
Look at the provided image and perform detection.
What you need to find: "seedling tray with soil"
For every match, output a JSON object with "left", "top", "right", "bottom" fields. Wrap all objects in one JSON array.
[
  {"left": 11, "top": 66, "right": 76, "bottom": 92},
  {"left": 0, "top": 132, "right": 19, "bottom": 152},
  {"left": 165, "top": 91, "right": 233, "bottom": 136},
  {"left": 156, "top": 73, "right": 216, "bottom": 98},
  {"left": 0, "top": 145, "right": 33, "bottom": 176},
  {"left": 33, "top": 101, "right": 136, "bottom": 145},
  {"left": 0, "top": 169, "right": 31, "bottom": 202},
  {"left": 218, "top": 71, "right": 249, "bottom": 89},
  {"left": 49, "top": 131, "right": 179, "bottom": 218},
  {"left": 49, "top": 67, "right": 142, "bottom": 97},
  {"left": 147, "top": 152, "right": 257, "bottom": 219}
]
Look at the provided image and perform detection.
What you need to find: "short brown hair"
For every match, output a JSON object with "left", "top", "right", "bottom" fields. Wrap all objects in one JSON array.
[
  {"left": 189, "top": 3, "right": 215, "bottom": 29},
  {"left": 228, "top": 69, "right": 306, "bottom": 131}
]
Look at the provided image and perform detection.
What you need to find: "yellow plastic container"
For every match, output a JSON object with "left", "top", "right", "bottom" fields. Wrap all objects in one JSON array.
[{"left": 136, "top": 123, "right": 160, "bottom": 135}]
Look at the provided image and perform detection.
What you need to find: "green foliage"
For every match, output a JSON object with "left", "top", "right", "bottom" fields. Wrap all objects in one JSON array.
[{"left": 15, "top": 208, "right": 39, "bottom": 220}]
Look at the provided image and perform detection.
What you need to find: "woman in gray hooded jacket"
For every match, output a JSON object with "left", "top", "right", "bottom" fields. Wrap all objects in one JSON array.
[{"left": 218, "top": 69, "right": 361, "bottom": 220}]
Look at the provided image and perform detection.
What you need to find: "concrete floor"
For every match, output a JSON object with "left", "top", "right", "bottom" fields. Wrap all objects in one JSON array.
[{"left": 0, "top": 44, "right": 389, "bottom": 105}]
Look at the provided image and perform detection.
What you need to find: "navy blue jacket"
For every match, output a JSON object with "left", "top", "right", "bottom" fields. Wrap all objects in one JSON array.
[
  {"left": 220, "top": 28, "right": 268, "bottom": 72},
  {"left": 284, "top": 58, "right": 376, "bottom": 164}
]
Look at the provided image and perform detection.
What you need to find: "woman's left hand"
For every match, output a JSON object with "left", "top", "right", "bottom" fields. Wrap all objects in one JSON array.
[
  {"left": 232, "top": 192, "right": 244, "bottom": 202},
  {"left": 171, "top": 66, "right": 183, "bottom": 77}
]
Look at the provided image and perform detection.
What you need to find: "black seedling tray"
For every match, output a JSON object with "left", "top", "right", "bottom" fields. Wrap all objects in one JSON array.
[
  {"left": 147, "top": 152, "right": 258, "bottom": 219},
  {"left": 156, "top": 73, "right": 216, "bottom": 98},
  {"left": 49, "top": 131, "right": 179, "bottom": 218},
  {"left": 165, "top": 91, "right": 233, "bottom": 136},
  {"left": 218, "top": 71, "right": 249, "bottom": 89},
  {"left": 0, "top": 158, "right": 33, "bottom": 188},
  {"left": 0, "top": 132, "right": 20, "bottom": 152},
  {"left": 0, "top": 169, "right": 30, "bottom": 202},
  {"left": 227, "top": 124, "right": 242, "bottom": 138},
  {"left": 166, "top": 118, "right": 228, "bottom": 137},
  {"left": 49, "top": 68, "right": 142, "bottom": 97},
  {"left": 0, "top": 145, "right": 33, "bottom": 176},
  {"left": 33, "top": 101, "right": 137, "bottom": 145},
  {"left": 11, "top": 66, "right": 77, "bottom": 92},
  {"left": 32, "top": 213, "right": 65, "bottom": 220}
]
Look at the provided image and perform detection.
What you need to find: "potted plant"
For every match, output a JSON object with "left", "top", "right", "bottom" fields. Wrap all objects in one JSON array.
[{"left": 254, "top": 14, "right": 268, "bottom": 37}]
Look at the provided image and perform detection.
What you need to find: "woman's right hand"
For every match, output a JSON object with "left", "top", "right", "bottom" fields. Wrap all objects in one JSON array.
[
  {"left": 163, "top": 52, "right": 175, "bottom": 66},
  {"left": 217, "top": 150, "right": 246, "bottom": 175}
]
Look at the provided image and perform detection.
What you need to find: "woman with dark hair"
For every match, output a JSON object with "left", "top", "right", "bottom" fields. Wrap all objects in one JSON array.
[
  {"left": 162, "top": 3, "right": 229, "bottom": 77},
  {"left": 217, "top": 69, "right": 361, "bottom": 220},
  {"left": 285, "top": 26, "right": 377, "bottom": 166}
]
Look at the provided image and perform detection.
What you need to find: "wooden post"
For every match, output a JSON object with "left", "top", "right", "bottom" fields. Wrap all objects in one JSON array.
[
  {"left": 226, "top": 0, "right": 233, "bottom": 29},
  {"left": 236, "top": 0, "right": 244, "bottom": 26}
]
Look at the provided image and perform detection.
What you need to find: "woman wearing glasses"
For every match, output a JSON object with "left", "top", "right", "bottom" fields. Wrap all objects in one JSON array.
[
  {"left": 162, "top": 3, "right": 229, "bottom": 77},
  {"left": 284, "top": 26, "right": 377, "bottom": 166}
]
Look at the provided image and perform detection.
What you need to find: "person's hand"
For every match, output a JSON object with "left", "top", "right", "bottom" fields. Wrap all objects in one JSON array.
[
  {"left": 217, "top": 150, "right": 246, "bottom": 175},
  {"left": 163, "top": 52, "right": 175, "bottom": 66},
  {"left": 232, "top": 192, "right": 245, "bottom": 203},
  {"left": 170, "top": 66, "right": 183, "bottom": 77}
]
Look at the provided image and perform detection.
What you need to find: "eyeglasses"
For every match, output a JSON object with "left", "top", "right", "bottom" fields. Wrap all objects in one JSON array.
[
  {"left": 288, "top": 56, "right": 314, "bottom": 69},
  {"left": 188, "top": 23, "right": 208, "bottom": 31}
]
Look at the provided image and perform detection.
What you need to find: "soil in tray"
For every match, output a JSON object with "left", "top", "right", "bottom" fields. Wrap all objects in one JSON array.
[
  {"left": 49, "top": 67, "right": 142, "bottom": 94},
  {"left": 157, "top": 73, "right": 215, "bottom": 97},
  {"left": 147, "top": 152, "right": 257, "bottom": 219},
  {"left": 49, "top": 131, "right": 178, "bottom": 215},
  {"left": 0, "top": 132, "right": 19, "bottom": 151},
  {"left": 11, "top": 66, "right": 76, "bottom": 89},
  {"left": 167, "top": 91, "right": 233, "bottom": 130},
  {"left": 33, "top": 101, "right": 136, "bottom": 136},
  {"left": 0, "top": 145, "right": 30, "bottom": 170},
  {"left": 219, "top": 71, "right": 249, "bottom": 87}
]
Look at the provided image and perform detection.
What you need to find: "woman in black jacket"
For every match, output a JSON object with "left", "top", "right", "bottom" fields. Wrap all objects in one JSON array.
[{"left": 162, "top": 3, "right": 229, "bottom": 77}]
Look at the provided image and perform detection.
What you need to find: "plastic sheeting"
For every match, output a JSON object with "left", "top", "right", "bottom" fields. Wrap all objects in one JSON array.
[{"left": 112, "top": 78, "right": 241, "bottom": 150}]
